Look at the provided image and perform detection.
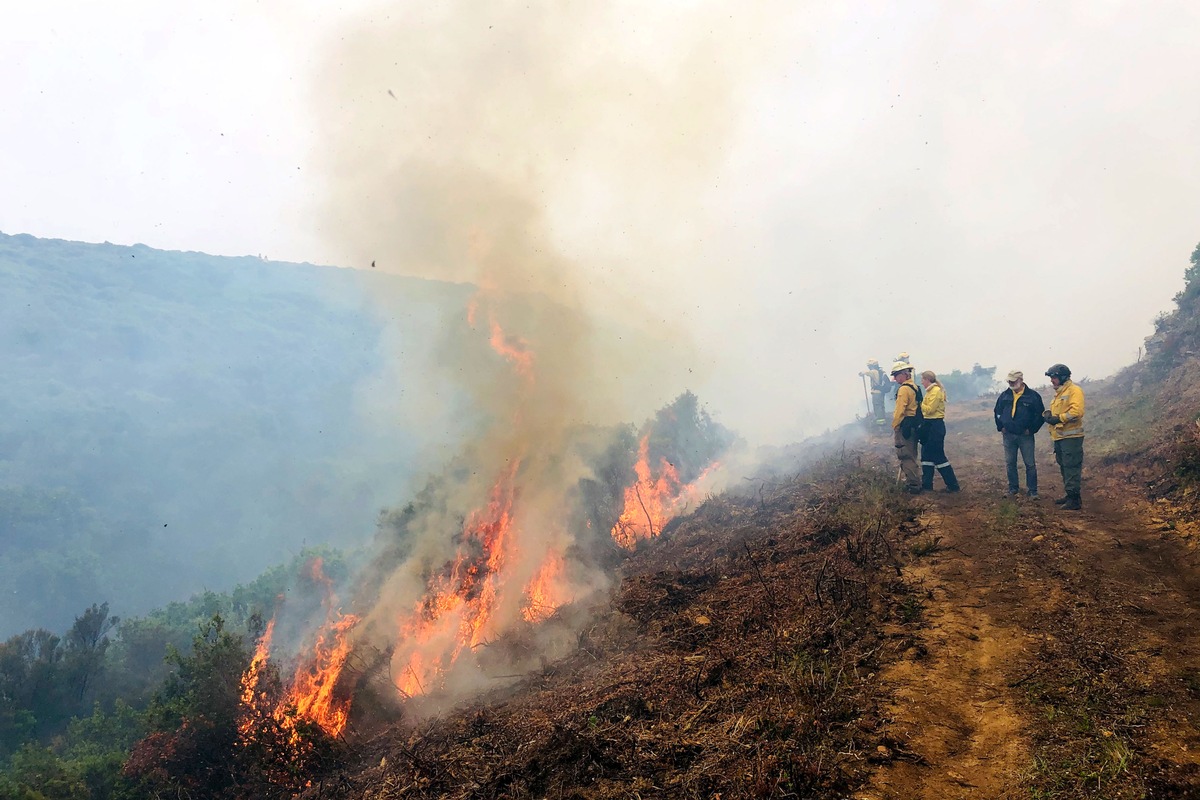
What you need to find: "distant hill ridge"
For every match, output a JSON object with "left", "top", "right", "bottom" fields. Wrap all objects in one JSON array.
[{"left": 0, "top": 231, "right": 469, "bottom": 636}]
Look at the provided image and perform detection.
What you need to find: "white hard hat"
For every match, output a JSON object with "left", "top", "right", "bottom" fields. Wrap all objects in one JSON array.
[{"left": 890, "top": 361, "right": 913, "bottom": 375}]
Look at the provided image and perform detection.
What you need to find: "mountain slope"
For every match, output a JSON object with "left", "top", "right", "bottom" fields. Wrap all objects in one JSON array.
[
  {"left": 0, "top": 232, "right": 468, "bottom": 635},
  {"left": 302, "top": 405, "right": 1200, "bottom": 799}
]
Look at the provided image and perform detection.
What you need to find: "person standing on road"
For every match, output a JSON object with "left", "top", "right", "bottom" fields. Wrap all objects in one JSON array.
[
  {"left": 891, "top": 361, "right": 923, "bottom": 494},
  {"left": 1043, "top": 363, "right": 1086, "bottom": 510},
  {"left": 918, "top": 370, "right": 960, "bottom": 492},
  {"left": 994, "top": 370, "right": 1045, "bottom": 498}
]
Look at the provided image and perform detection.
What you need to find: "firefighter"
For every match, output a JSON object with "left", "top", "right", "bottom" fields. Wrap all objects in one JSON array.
[
  {"left": 891, "top": 360, "right": 922, "bottom": 494},
  {"left": 858, "top": 359, "right": 888, "bottom": 424},
  {"left": 1042, "top": 363, "right": 1085, "bottom": 510},
  {"left": 918, "top": 370, "right": 960, "bottom": 492}
]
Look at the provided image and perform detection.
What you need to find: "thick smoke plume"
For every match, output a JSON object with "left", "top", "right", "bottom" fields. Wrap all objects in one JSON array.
[{"left": 296, "top": 2, "right": 783, "bottom": 711}]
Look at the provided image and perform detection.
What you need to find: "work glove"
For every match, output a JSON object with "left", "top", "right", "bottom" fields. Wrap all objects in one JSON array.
[{"left": 1042, "top": 410, "right": 1061, "bottom": 424}]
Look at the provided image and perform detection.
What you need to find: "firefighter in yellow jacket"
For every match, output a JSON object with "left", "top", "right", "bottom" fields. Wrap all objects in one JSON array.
[
  {"left": 1042, "top": 363, "right": 1085, "bottom": 510},
  {"left": 891, "top": 361, "right": 922, "bottom": 493},
  {"left": 918, "top": 370, "right": 960, "bottom": 492}
]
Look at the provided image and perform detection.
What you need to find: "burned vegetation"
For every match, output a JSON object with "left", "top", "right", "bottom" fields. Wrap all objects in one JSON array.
[
  {"left": 119, "top": 414, "right": 930, "bottom": 799},
  {"left": 112, "top": 381, "right": 936, "bottom": 800},
  {"left": 306, "top": 452, "right": 925, "bottom": 800}
]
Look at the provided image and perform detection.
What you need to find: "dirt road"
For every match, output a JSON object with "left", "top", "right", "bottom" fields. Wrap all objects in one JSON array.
[{"left": 861, "top": 403, "right": 1200, "bottom": 798}]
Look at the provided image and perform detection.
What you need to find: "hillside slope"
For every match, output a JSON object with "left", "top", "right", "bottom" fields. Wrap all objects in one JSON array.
[
  {"left": 297, "top": 403, "right": 1200, "bottom": 799},
  {"left": 0, "top": 232, "right": 469, "bottom": 635}
]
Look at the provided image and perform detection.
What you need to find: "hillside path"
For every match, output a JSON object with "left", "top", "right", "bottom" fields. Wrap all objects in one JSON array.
[{"left": 859, "top": 405, "right": 1200, "bottom": 799}]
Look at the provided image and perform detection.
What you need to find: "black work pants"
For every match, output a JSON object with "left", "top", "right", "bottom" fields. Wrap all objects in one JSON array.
[{"left": 919, "top": 418, "right": 949, "bottom": 468}]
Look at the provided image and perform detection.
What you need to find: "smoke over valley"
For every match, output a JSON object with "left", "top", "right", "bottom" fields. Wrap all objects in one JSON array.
[
  {"left": 240, "top": 1, "right": 788, "bottom": 713},
  {"left": 5, "top": 3, "right": 1200, "bottom": 794}
]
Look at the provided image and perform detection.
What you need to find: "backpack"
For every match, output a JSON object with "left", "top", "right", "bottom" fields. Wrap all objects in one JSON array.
[{"left": 899, "top": 383, "right": 923, "bottom": 438}]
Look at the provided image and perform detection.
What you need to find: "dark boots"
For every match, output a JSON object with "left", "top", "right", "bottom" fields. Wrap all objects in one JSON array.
[
  {"left": 922, "top": 465, "right": 935, "bottom": 492},
  {"left": 938, "top": 465, "right": 960, "bottom": 493},
  {"left": 1061, "top": 492, "right": 1082, "bottom": 510}
]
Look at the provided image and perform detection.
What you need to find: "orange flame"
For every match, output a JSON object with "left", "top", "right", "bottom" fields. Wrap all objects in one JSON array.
[
  {"left": 469, "top": 295, "right": 535, "bottom": 384},
  {"left": 522, "top": 552, "right": 569, "bottom": 623},
  {"left": 387, "top": 302, "right": 562, "bottom": 700},
  {"left": 391, "top": 428, "right": 716, "bottom": 702},
  {"left": 237, "top": 559, "right": 360, "bottom": 739},
  {"left": 610, "top": 434, "right": 715, "bottom": 549},
  {"left": 286, "top": 612, "right": 359, "bottom": 738},
  {"left": 238, "top": 616, "right": 277, "bottom": 737},
  {"left": 488, "top": 319, "right": 535, "bottom": 381},
  {"left": 392, "top": 461, "right": 523, "bottom": 698}
]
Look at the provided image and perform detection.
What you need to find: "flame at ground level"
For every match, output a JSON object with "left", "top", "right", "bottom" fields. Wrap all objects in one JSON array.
[
  {"left": 239, "top": 420, "right": 724, "bottom": 726},
  {"left": 238, "top": 617, "right": 276, "bottom": 737},
  {"left": 611, "top": 434, "right": 717, "bottom": 549},
  {"left": 522, "top": 552, "right": 569, "bottom": 623},
  {"left": 237, "top": 559, "right": 360, "bottom": 740},
  {"left": 287, "top": 612, "right": 359, "bottom": 737},
  {"left": 391, "top": 461, "right": 536, "bottom": 699}
]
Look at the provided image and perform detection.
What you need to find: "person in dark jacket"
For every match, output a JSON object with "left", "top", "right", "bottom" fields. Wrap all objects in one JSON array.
[{"left": 994, "top": 370, "right": 1045, "bottom": 497}]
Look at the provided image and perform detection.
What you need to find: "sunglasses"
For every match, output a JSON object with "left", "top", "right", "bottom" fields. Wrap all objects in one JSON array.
[{"left": 1007, "top": 380, "right": 1019, "bottom": 385}]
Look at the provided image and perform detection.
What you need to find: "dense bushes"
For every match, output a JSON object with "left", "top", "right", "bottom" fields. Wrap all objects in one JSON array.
[{"left": 0, "top": 549, "right": 350, "bottom": 798}]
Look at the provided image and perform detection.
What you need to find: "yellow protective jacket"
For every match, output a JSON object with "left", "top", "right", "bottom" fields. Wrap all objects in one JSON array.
[
  {"left": 921, "top": 384, "right": 946, "bottom": 420},
  {"left": 1048, "top": 380, "right": 1085, "bottom": 440},
  {"left": 892, "top": 380, "right": 919, "bottom": 430}
]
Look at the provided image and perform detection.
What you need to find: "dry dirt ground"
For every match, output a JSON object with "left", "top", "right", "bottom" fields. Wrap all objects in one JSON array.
[{"left": 859, "top": 401, "right": 1200, "bottom": 799}]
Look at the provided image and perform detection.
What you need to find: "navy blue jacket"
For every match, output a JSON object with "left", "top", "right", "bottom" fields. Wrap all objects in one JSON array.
[{"left": 994, "top": 387, "right": 1045, "bottom": 436}]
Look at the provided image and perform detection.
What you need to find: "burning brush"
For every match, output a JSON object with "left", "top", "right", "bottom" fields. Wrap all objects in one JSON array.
[{"left": 237, "top": 298, "right": 733, "bottom": 736}]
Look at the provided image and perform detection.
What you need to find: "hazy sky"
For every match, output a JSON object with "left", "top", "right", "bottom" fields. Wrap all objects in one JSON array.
[{"left": 4, "top": 1, "right": 1199, "bottom": 443}]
